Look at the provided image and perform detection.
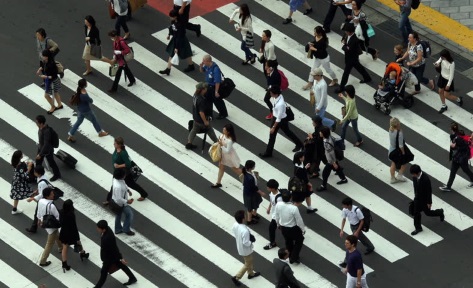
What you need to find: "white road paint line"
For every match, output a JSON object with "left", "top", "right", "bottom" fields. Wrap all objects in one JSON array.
[{"left": 0, "top": 258, "right": 38, "bottom": 288}]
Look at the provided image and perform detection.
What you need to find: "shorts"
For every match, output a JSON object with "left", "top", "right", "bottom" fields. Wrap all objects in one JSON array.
[
  {"left": 45, "top": 78, "right": 61, "bottom": 95},
  {"left": 437, "top": 75, "right": 454, "bottom": 91},
  {"left": 289, "top": 0, "right": 305, "bottom": 12}
]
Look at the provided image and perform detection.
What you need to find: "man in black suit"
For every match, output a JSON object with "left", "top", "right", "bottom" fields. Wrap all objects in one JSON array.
[
  {"left": 410, "top": 165, "right": 445, "bottom": 235},
  {"left": 336, "top": 23, "right": 372, "bottom": 93},
  {"left": 273, "top": 248, "right": 301, "bottom": 288},
  {"left": 94, "top": 220, "right": 137, "bottom": 287},
  {"left": 264, "top": 60, "right": 281, "bottom": 120}
]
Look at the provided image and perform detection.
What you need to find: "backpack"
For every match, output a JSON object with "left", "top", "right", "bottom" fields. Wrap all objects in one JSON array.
[
  {"left": 329, "top": 137, "right": 345, "bottom": 161},
  {"left": 278, "top": 70, "right": 289, "bottom": 91},
  {"left": 459, "top": 135, "right": 473, "bottom": 159},
  {"left": 49, "top": 126, "right": 59, "bottom": 148},
  {"left": 355, "top": 206, "right": 373, "bottom": 232},
  {"left": 419, "top": 40, "right": 431, "bottom": 58},
  {"left": 411, "top": 0, "right": 421, "bottom": 9},
  {"left": 288, "top": 176, "right": 304, "bottom": 194}
]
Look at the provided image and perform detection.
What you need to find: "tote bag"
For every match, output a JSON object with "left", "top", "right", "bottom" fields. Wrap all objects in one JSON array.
[{"left": 208, "top": 143, "right": 222, "bottom": 162}]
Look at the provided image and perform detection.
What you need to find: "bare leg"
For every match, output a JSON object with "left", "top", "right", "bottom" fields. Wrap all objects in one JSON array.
[
  {"left": 54, "top": 93, "right": 63, "bottom": 107},
  {"left": 390, "top": 162, "right": 396, "bottom": 178},
  {"left": 12, "top": 199, "right": 19, "bottom": 209},
  {"left": 231, "top": 167, "right": 242, "bottom": 176},
  {"left": 216, "top": 163, "right": 225, "bottom": 184},
  {"left": 44, "top": 94, "right": 55, "bottom": 111},
  {"left": 84, "top": 60, "right": 92, "bottom": 73},
  {"left": 61, "top": 244, "right": 69, "bottom": 262},
  {"left": 439, "top": 88, "right": 446, "bottom": 105}
]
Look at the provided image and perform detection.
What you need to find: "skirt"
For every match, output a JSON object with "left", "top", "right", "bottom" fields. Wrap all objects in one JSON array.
[
  {"left": 243, "top": 193, "right": 262, "bottom": 211},
  {"left": 166, "top": 37, "right": 193, "bottom": 59},
  {"left": 82, "top": 44, "right": 101, "bottom": 61},
  {"left": 221, "top": 149, "right": 240, "bottom": 168},
  {"left": 45, "top": 78, "right": 61, "bottom": 95},
  {"left": 437, "top": 75, "right": 454, "bottom": 91}
]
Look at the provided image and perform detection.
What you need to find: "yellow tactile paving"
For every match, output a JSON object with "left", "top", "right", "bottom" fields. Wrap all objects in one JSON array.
[{"left": 377, "top": 0, "right": 473, "bottom": 51}]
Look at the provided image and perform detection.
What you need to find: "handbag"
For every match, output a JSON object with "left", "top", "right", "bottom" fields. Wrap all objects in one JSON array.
[
  {"left": 124, "top": 46, "right": 134, "bottom": 62},
  {"left": 41, "top": 203, "right": 61, "bottom": 229},
  {"left": 171, "top": 53, "right": 179, "bottom": 66},
  {"left": 90, "top": 44, "right": 102, "bottom": 58},
  {"left": 408, "top": 201, "right": 415, "bottom": 216},
  {"left": 245, "top": 31, "right": 254, "bottom": 48},
  {"left": 218, "top": 71, "right": 236, "bottom": 99},
  {"left": 208, "top": 142, "right": 222, "bottom": 162},
  {"left": 366, "top": 24, "right": 375, "bottom": 38},
  {"left": 309, "top": 91, "right": 315, "bottom": 107},
  {"left": 129, "top": 160, "right": 143, "bottom": 181},
  {"left": 389, "top": 131, "right": 414, "bottom": 167},
  {"left": 108, "top": 2, "right": 117, "bottom": 19},
  {"left": 285, "top": 106, "right": 295, "bottom": 121},
  {"left": 109, "top": 64, "right": 119, "bottom": 77},
  {"left": 109, "top": 199, "right": 123, "bottom": 214}
]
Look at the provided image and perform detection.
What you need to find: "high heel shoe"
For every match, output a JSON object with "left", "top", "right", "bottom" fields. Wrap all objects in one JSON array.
[
  {"left": 250, "top": 54, "right": 256, "bottom": 64},
  {"left": 62, "top": 261, "right": 71, "bottom": 272},
  {"left": 80, "top": 251, "right": 90, "bottom": 262},
  {"left": 159, "top": 68, "right": 170, "bottom": 75}
]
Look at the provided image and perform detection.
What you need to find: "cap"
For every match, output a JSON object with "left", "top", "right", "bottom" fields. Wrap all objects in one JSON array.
[
  {"left": 343, "top": 23, "right": 355, "bottom": 33},
  {"left": 196, "top": 82, "right": 208, "bottom": 90},
  {"left": 310, "top": 67, "right": 323, "bottom": 76}
]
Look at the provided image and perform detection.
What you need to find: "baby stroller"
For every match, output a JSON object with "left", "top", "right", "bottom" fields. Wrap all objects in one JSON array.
[{"left": 373, "top": 62, "right": 414, "bottom": 115}]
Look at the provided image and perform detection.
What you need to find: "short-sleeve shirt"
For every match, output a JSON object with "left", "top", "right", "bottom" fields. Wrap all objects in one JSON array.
[
  {"left": 202, "top": 63, "right": 222, "bottom": 86},
  {"left": 269, "top": 192, "right": 283, "bottom": 220},
  {"left": 341, "top": 205, "right": 364, "bottom": 225},
  {"left": 407, "top": 43, "right": 425, "bottom": 67},
  {"left": 346, "top": 249, "right": 364, "bottom": 277},
  {"left": 192, "top": 94, "right": 208, "bottom": 124}
]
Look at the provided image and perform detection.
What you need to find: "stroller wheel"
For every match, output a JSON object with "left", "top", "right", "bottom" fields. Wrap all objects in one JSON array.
[
  {"left": 385, "top": 107, "right": 391, "bottom": 115},
  {"left": 403, "top": 94, "right": 414, "bottom": 108}
]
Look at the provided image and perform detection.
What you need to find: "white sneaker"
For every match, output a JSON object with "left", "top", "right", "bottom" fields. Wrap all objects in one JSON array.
[
  {"left": 11, "top": 209, "right": 23, "bottom": 215},
  {"left": 390, "top": 177, "right": 398, "bottom": 184},
  {"left": 396, "top": 175, "right": 407, "bottom": 182}
]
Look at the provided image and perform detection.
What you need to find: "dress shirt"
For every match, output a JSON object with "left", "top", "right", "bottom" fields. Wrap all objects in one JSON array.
[
  {"left": 37, "top": 198, "right": 59, "bottom": 234},
  {"left": 112, "top": 178, "right": 129, "bottom": 207},
  {"left": 34, "top": 175, "right": 49, "bottom": 201},
  {"left": 272, "top": 95, "right": 287, "bottom": 123},
  {"left": 232, "top": 222, "right": 253, "bottom": 256},
  {"left": 275, "top": 202, "right": 305, "bottom": 231},
  {"left": 341, "top": 205, "right": 364, "bottom": 225},
  {"left": 313, "top": 78, "right": 328, "bottom": 111},
  {"left": 263, "top": 41, "right": 277, "bottom": 60}
]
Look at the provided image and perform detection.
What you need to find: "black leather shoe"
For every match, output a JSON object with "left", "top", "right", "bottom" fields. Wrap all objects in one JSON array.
[
  {"left": 49, "top": 175, "right": 60, "bottom": 182},
  {"left": 360, "top": 79, "right": 372, "bottom": 84},
  {"left": 185, "top": 143, "right": 197, "bottom": 150},
  {"left": 125, "top": 231, "right": 135, "bottom": 236},
  {"left": 259, "top": 153, "right": 272, "bottom": 158},
  {"left": 292, "top": 146, "right": 302, "bottom": 152},
  {"left": 108, "top": 88, "right": 117, "bottom": 93},
  {"left": 123, "top": 278, "right": 137, "bottom": 286},
  {"left": 127, "top": 81, "right": 135, "bottom": 87},
  {"left": 39, "top": 261, "right": 51, "bottom": 267},
  {"left": 196, "top": 25, "right": 201, "bottom": 37},
  {"left": 26, "top": 227, "right": 37, "bottom": 233},
  {"left": 231, "top": 276, "right": 242, "bottom": 286},
  {"left": 248, "top": 271, "right": 261, "bottom": 279},
  {"left": 364, "top": 248, "right": 375, "bottom": 255},
  {"left": 440, "top": 209, "right": 445, "bottom": 222},
  {"left": 159, "top": 68, "right": 170, "bottom": 75},
  {"left": 411, "top": 229, "right": 423, "bottom": 235}
]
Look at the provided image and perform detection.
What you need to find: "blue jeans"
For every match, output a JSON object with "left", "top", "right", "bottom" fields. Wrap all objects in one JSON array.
[
  {"left": 341, "top": 118, "right": 362, "bottom": 142},
  {"left": 315, "top": 106, "right": 335, "bottom": 128},
  {"left": 115, "top": 205, "right": 134, "bottom": 233},
  {"left": 69, "top": 110, "right": 102, "bottom": 135},
  {"left": 241, "top": 39, "right": 253, "bottom": 60},
  {"left": 399, "top": 9, "right": 412, "bottom": 45}
]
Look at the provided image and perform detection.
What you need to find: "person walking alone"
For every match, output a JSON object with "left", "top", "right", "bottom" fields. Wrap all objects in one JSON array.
[
  {"left": 94, "top": 220, "right": 137, "bottom": 287},
  {"left": 273, "top": 248, "right": 301, "bottom": 288},
  {"left": 229, "top": 4, "right": 256, "bottom": 65},
  {"left": 199, "top": 55, "right": 228, "bottom": 119},
  {"left": 212, "top": 124, "right": 242, "bottom": 188},
  {"left": 36, "top": 50, "right": 64, "bottom": 114},
  {"left": 264, "top": 179, "right": 282, "bottom": 250},
  {"left": 434, "top": 49, "right": 463, "bottom": 113},
  {"left": 59, "top": 199, "right": 90, "bottom": 272},
  {"left": 342, "top": 235, "right": 369, "bottom": 288},
  {"left": 311, "top": 68, "right": 336, "bottom": 131},
  {"left": 107, "top": 30, "right": 135, "bottom": 93},
  {"left": 242, "top": 160, "right": 265, "bottom": 224},
  {"left": 394, "top": 0, "right": 413, "bottom": 45},
  {"left": 35, "top": 115, "right": 61, "bottom": 181},
  {"left": 37, "top": 188, "right": 62, "bottom": 267},
  {"left": 112, "top": 168, "right": 135, "bottom": 236},
  {"left": 173, "top": 0, "right": 201, "bottom": 37},
  {"left": 439, "top": 122, "right": 473, "bottom": 192},
  {"left": 82, "top": 15, "right": 105, "bottom": 76},
  {"left": 259, "top": 86, "right": 304, "bottom": 158},
  {"left": 10, "top": 150, "right": 33, "bottom": 215},
  {"left": 109, "top": 0, "right": 130, "bottom": 39},
  {"left": 112, "top": 137, "right": 148, "bottom": 200},
  {"left": 25, "top": 165, "right": 48, "bottom": 234},
  {"left": 410, "top": 164, "right": 445, "bottom": 235},
  {"left": 231, "top": 210, "right": 261, "bottom": 286},
  {"left": 388, "top": 117, "right": 412, "bottom": 183},
  {"left": 263, "top": 60, "right": 281, "bottom": 120},
  {"left": 68, "top": 78, "right": 109, "bottom": 142},
  {"left": 339, "top": 85, "right": 363, "bottom": 147}
]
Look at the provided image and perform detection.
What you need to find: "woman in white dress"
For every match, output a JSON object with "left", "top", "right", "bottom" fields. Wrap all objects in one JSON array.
[{"left": 211, "top": 124, "right": 242, "bottom": 188}]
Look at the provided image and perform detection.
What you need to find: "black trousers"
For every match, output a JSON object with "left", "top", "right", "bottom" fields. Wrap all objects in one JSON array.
[
  {"left": 94, "top": 260, "right": 136, "bottom": 288},
  {"left": 36, "top": 152, "right": 61, "bottom": 178},
  {"left": 359, "top": 41, "right": 377, "bottom": 58},
  {"left": 339, "top": 60, "right": 371, "bottom": 90},
  {"left": 264, "top": 90, "right": 273, "bottom": 112},
  {"left": 265, "top": 118, "right": 303, "bottom": 155},
  {"left": 269, "top": 219, "right": 278, "bottom": 243},
  {"left": 125, "top": 173, "right": 148, "bottom": 198},
  {"left": 30, "top": 203, "right": 39, "bottom": 230},
  {"left": 115, "top": 15, "right": 129, "bottom": 36},
  {"left": 322, "top": 162, "right": 346, "bottom": 187},
  {"left": 207, "top": 85, "right": 228, "bottom": 117},
  {"left": 446, "top": 161, "right": 473, "bottom": 188},
  {"left": 112, "top": 65, "right": 135, "bottom": 90},
  {"left": 173, "top": 4, "right": 200, "bottom": 32},
  {"left": 281, "top": 226, "right": 304, "bottom": 262},
  {"left": 323, "top": 3, "right": 351, "bottom": 31},
  {"left": 413, "top": 202, "right": 443, "bottom": 230}
]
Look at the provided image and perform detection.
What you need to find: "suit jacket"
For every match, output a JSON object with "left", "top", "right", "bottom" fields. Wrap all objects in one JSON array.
[
  {"left": 38, "top": 125, "right": 54, "bottom": 156},
  {"left": 342, "top": 33, "right": 361, "bottom": 64},
  {"left": 273, "top": 258, "right": 301, "bottom": 288},
  {"left": 100, "top": 227, "right": 122, "bottom": 264},
  {"left": 85, "top": 25, "right": 101, "bottom": 46},
  {"left": 413, "top": 172, "right": 432, "bottom": 209},
  {"left": 266, "top": 69, "right": 282, "bottom": 89}
]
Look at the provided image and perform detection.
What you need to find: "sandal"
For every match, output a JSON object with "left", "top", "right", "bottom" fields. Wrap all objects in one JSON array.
[
  {"left": 56, "top": 105, "right": 63, "bottom": 110},
  {"left": 47, "top": 107, "right": 57, "bottom": 115}
]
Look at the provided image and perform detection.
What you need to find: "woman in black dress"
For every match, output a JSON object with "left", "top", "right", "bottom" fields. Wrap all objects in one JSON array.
[
  {"left": 10, "top": 150, "right": 33, "bottom": 215},
  {"left": 292, "top": 151, "right": 317, "bottom": 214},
  {"left": 159, "top": 9, "right": 195, "bottom": 75},
  {"left": 242, "top": 160, "right": 265, "bottom": 224},
  {"left": 59, "top": 199, "right": 89, "bottom": 272}
]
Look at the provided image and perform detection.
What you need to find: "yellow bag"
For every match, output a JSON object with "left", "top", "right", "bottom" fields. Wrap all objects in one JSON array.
[
  {"left": 208, "top": 142, "right": 222, "bottom": 162},
  {"left": 310, "top": 91, "right": 315, "bottom": 107}
]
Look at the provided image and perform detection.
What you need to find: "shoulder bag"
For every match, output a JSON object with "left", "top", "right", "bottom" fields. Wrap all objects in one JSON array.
[
  {"left": 285, "top": 106, "right": 295, "bottom": 121},
  {"left": 218, "top": 70, "right": 236, "bottom": 99},
  {"left": 109, "top": 184, "right": 127, "bottom": 214},
  {"left": 208, "top": 142, "right": 222, "bottom": 162},
  {"left": 389, "top": 131, "right": 414, "bottom": 167},
  {"left": 129, "top": 160, "right": 143, "bottom": 181},
  {"left": 90, "top": 44, "right": 102, "bottom": 58},
  {"left": 41, "top": 202, "right": 61, "bottom": 229}
]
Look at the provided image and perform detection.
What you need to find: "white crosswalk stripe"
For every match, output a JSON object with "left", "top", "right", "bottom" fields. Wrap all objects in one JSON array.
[{"left": 1, "top": 2, "right": 473, "bottom": 287}]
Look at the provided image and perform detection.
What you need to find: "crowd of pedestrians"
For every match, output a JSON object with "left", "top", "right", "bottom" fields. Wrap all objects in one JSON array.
[{"left": 9, "top": 0, "right": 473, "bottom": 287}]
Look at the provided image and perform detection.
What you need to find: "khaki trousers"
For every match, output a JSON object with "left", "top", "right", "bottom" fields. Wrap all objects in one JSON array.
[
  {"left": 40, "top": 230, "right": 62, "bottom": 264},
  {"left": 235, "top": 254, "right": 254, "bottom": 279}
]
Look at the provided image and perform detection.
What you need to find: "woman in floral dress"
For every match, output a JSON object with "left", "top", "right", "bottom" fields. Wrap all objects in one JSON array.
[{"left": 10, "top": 150, "right": 33, "bottom": 215}]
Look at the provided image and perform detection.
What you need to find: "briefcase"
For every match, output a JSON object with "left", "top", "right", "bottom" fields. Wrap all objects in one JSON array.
[
  {"left": 218, "top": 75, "right": 235, "bottom": 99},
  {"left": 55, "top": 149, "right": 78, "bottom": 169}
]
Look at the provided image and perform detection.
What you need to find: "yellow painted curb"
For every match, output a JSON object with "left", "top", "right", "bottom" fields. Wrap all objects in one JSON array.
[{"left": 377, "top": 0, "right": 473, "bottom": 51}]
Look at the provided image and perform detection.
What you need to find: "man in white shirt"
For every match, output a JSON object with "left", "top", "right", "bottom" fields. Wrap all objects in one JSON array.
[
  {"left": 37, "top": 187, "right": 62, "bottom": 267},
  {"left": 173, "top": 0, "right": 201, "bottom": 37},
  {"left": 111, "top": 0, "right": 130, "bottom": 39},
  {"left": 112, "top": 168, "right": 135, "bottom": 236},
  {"left": 231, "top": 210, "right": 261, "bottom": 286},
  {"left": 259, "top": 86, "right": 303, "bottom": 158},
  {"left": 264, "top": 179, "right": 283, "bottom": 250},
  {"left": 26, "top": 165, "right": 48, "bottom": 233},
  {"left": 311, "top": 68, "right": 336, "bottom": 131},
  {"left": 274, "top": 190, "right": 305, "bottom": 264},
  {"left": 339, "top": 197, "right": 374, "bottom": 260}
]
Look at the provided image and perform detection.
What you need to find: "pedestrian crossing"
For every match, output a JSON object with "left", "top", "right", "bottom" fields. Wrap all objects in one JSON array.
[{"left": 1, "top": 1, "right": 473, "bottom": 287}]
